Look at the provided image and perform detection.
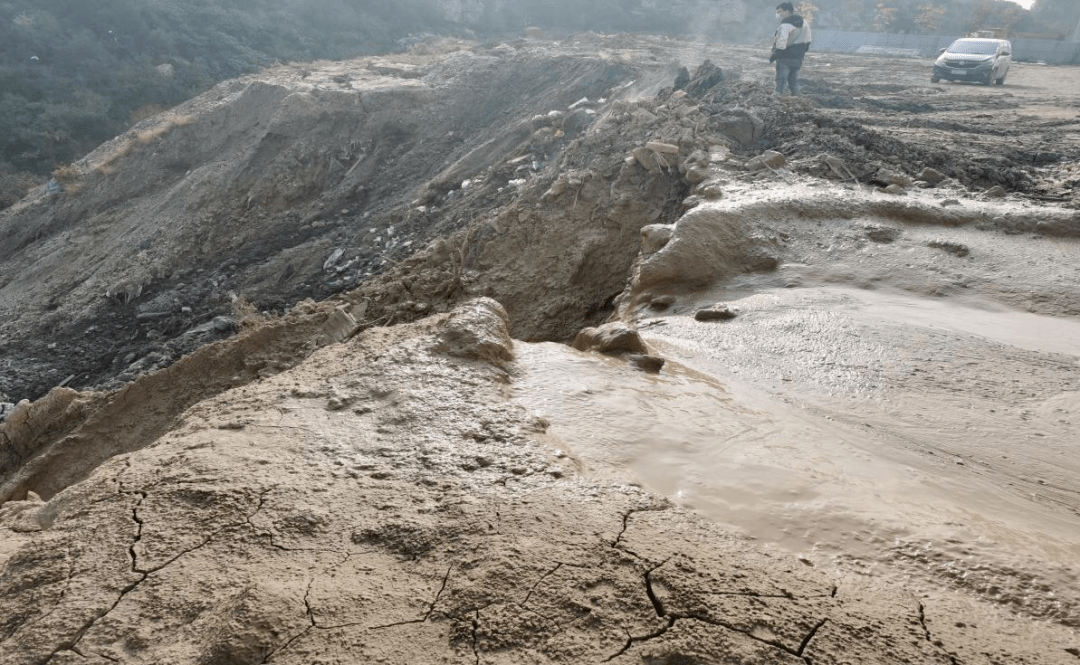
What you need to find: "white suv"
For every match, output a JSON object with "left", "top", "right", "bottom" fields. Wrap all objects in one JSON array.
[{"left": 932, "top": 38, "right": 1012, "bottom": 86}]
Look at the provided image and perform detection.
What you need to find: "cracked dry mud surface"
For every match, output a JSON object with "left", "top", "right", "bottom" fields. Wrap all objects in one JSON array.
[
  {"left": 2, "top": 34, "right": 1080, "bottom": 664},
  {"left": 2, "top": 300, "right": 1070, "bottom": 664}
]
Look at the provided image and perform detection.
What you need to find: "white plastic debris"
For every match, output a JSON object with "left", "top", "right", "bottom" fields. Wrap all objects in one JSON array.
[{"left": 323, "top": 248, "right": 344, "bottom": 271}]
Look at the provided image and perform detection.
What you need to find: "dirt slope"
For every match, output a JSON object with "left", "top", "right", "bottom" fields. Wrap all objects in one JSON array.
[
  {"left": 1, "top": 299, "right": 1073, "bottom": 664},
  {"left": 2, "top": 34, "right": 1080, "bottom": 664}
]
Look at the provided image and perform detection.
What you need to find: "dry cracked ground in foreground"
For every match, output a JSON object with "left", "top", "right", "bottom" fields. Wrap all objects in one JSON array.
[{"left": 1, "top": 35, "right": 1080, "bottom": 664}]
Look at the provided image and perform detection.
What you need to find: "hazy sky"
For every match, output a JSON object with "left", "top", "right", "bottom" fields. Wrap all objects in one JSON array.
[{"left": 1011, "top": 0, "right": 1036, "bottom": 9}]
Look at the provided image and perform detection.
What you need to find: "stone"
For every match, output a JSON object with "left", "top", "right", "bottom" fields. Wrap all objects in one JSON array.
[
  {"left": 916, "top": 167, "right": 946, "bottom": 184},
  {"left": 745, "top": 150, "right": 785, "bottom": 172},
  {"left": 571, "top": 323, "right": 647, "bottom": 354},
  {"left": 864, "top": 224, "right": 902, "bottom": 243},
  {"left": 881, "top": 183, "right": 906, "bottom": 195},
  {"left": 940, "top": 198, "right": 961, "bottom": 207},
  {"left": 632, "top": 146, "right": 660, "bottom": 172},
  {"left": 712, "top": 110, "right": 763, "bottom": 146},
  {"left": 434, "top": 298, "right": 515, "bottom": 368},
  {"left": 696, "top": 182, "right": 723, "bottom": 200},
  {"left": 645, "top": 141, "right": 680, "bottom": 155},
  {"left": 686, "top": 164, "right": 709, "bottom": 183},
  {"left": 323, "top": 306, "right": 360, "bottom": 344},
  {"left": 649, "top": 295, "right": 677, "bottom": 309},
  {"left": 877, "top": 170, "right": 913, "bottom": 187},
  {"left": 627, "top": 354, "right": 665, "bottom": 373},
  {"left": 822, "top": 154, "right": 855, "bottom": 180},
  {"left": 641, "top": 224, "right": 674, "bottom": 255},
  {"left": 682, "top": 59, "right": 724, "bottom": 97},
  {"left": 212, "top": 316, "right": 237, "bottom": 333},
  {"left": 694, "top": 306, "right": 737, "bottom": 321},
  {"left": 984, "top": 185, "right": 1007, "bottom": 198},
  {"left": 927, "top": 240, "right": 970, "bottom": 257}
]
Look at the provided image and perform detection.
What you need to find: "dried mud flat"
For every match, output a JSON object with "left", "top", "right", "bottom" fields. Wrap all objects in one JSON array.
[{"left": 2, "top": 35, "right": 1080, "bottom": 664}]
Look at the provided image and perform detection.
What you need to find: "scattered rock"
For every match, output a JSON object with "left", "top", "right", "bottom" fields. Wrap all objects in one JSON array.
[
  {"left": 822, "top": 154, "right": 856, "bottom": 180},
  {"left": 984, "top": 185, "right": 1007, "bottom": 198},
  {"left": 877, "top": 169, "right": 913, "bottom": 187},
  {"left": 695, "top": 182, "right": 723, "bottom": 200},
  {"left": 649, "top": 295, "right": 677, "bottom": 310},
  {"left": 927, "top": 239, "right": 970, "bottom": 257},
  {"left": 940, "top": 198, "right": 961, "bottom": 207},
  {"left": 212, "top": 316, "right": 237, "bottom": 333},
  {"left": 641, "top": 224, "right": 674, "bottom": 255},
  {"left": 323, "top": 306, "right": 360, "bottom": 344},
  {"left": 681, "top": 59, "right": 724, "bottom": 97},
  {"left": 881, "top": 183, "right": 906, "bottom": 195},
  {"left": 712, "top": 110, "right": 763, "bottom": 146},
  {"left": 433, "top": 298, "right": 514, "bottom": 368},
  {"left": 745, "top": 150, "right": 785, "bottom": 172},
  {"left": 917, "top": 167, "right": 946, "bottom": 184},
  {"left": 865, "top": 224, "right": 902, "bottom": 243},
  {"left": 694, "top": 305, "right": 737, "bottom": 321},
  {"left": 627, "top": 353, "right": 665, "bottom": 373},
  {"left": 571, "top": 323, "right": 647, "bottom": 354}
]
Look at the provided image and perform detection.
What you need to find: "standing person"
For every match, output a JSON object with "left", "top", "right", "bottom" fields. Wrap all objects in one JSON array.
[{"left": 770, "top": 2, "right": 812, "bottom": 96}]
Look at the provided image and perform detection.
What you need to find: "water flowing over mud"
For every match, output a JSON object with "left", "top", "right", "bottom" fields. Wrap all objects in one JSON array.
[{"left": 2, "top": 35, "right": 1079, "bottom": 664}]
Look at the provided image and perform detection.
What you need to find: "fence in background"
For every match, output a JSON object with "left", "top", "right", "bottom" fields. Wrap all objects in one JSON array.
[{"left": 811, "top": 30, "right": 1080, "bottom": 65}]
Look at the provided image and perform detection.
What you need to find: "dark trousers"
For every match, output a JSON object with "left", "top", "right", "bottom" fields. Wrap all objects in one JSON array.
[{"left": 775, "top": 59, "right": 802, "bottom": 95}]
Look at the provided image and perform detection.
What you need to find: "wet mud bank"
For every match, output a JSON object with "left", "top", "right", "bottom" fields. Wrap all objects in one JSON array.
[{"left": 2, "top": 35, "right": 1080, "bottom": 663}]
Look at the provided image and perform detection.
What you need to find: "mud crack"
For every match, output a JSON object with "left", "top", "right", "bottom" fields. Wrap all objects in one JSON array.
[
  {"left": 611, "top": 505, "right": 669, "bottom": 561},
  {"left": 521, "top": 563, "right": 562, "bottom": 606},
  {"left": 918, "top": 602, "right": 960, "bottom": 665},
  {"left": 369, "top": 564, "right": 453, "bottom": 630}
]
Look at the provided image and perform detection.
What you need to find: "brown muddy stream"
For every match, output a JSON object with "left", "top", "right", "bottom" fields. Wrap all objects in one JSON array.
[{"left": 513, "top": 285, "right": 1080, "bottom": 625}]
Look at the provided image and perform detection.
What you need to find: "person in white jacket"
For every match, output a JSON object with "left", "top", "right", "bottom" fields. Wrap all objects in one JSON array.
[{"left": 770, "top": 2, "right": 812, "bottom": 95}]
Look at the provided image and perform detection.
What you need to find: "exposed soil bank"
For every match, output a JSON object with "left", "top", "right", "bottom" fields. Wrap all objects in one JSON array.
[{"left": 1, "top": 35, "right": 1080, "bottom": 664}]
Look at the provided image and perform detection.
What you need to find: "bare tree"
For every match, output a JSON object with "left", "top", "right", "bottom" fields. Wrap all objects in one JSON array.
[
  {"left": 874, "top": 2, "right": 898, "bottom": 31},
  {"left": 915, "top": 3, "right": 946, "bottom": 33}
]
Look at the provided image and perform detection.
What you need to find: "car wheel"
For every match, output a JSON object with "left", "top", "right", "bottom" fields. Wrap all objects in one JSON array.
[{"left": 931, "top": 76, "right": 940, "bottom": 83}]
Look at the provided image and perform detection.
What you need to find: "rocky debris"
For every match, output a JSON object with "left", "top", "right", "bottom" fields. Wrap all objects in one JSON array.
[
  {"left": 917, "top": 167, "right": 946, "bottom": 185},
  {"left": 694, "top": 305, "right": 738, "bottom": 321},
  {"left": 648, "top": 294, "right": 677, "bottom": 310},
  {"left": 641, "top": 224, "right": 675, "bottom": 255},
  {"left": 821, "top": 154, "right": 857, "bottom": 180},
  {"left": 625, "top": 203, "right": 778, "bottom": 299},
  {"left": 875, "top": 169, "right": 914, "bottom": 187},
  {"left": 432, "top": 297, "right": 514, "bottom": 368},
  {"left": 745, "top": 150, "right": 786, "bottom": 172},
  {"left": 571, "top": 322, "right": 648, "bottom": 355},
  {"left": 881, "top": 183, "right": 907, "bottom": 195},
  {"left": 0, "top": 490, "right": 52, "bottom": 532},
  {"left": 864, "top": 224, "right": 903, "bottom": 243},
  {"left": 678, "top": 59, "right": 725, "bottom": 98},
  {"left": 627, "top": 353, "right": 665, "bottom": 372},
  {"left": 322, "top": 305, "right": 361, "bottom": 344},
  {"left": 0, "top": 401, "right": 15, "bottom": 422},
  {"left": 941, "top": 198, "right": 961, "bottom": 207},
  {"left": 927, "top": 239, "right": 971, "bottom": 257},
  {"left": 985, "top": 185, "right": 1008, "bottom": 198}
]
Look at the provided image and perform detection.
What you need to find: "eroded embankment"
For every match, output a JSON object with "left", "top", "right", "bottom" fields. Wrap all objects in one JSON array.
[{"left": 1, "top": 299, "right": 1073, "bottom": 664}]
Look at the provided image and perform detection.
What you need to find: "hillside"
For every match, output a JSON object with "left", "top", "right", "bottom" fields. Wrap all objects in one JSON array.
[{"left": 1, "top": 35, "right": 1079, "bottom": 663}]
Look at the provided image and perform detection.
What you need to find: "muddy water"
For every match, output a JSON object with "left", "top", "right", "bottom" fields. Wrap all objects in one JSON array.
[{"left": 512, "top": 286, "right": 1080, "bottom": 625}]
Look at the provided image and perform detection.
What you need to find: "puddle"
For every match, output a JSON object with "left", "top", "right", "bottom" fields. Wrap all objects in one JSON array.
[{"left": 511, "top": 285, "right": 1080, "bottom": 623}]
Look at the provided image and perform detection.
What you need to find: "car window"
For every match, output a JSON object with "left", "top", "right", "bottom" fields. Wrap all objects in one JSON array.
[{"left": 947, "top": 40, "right": 999, "bottom": 55}]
